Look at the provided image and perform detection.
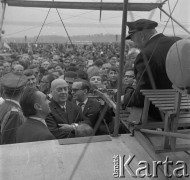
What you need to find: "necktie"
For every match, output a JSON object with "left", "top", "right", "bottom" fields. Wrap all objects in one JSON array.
[
  {"left": 61, "top": 105, "right": 66, "bottom": 112},
  {"left": 78, "top": 102, "right": 84, "bottom": 112}
]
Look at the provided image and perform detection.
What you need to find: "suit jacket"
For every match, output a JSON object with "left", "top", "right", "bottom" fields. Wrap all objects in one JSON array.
[
  {"left": 45, "top": 99, "right": 91, "bottom": 139},
  {"left": 75, "top": 98, "right": 101, "bottom": 128},
  {"left": 124, "top": 34, "right": 181, "bottom": 119},
  {"left": 0, "top": 100, "right": 25, "bottom": 144},
  {"left": 16, "top": 118, "right": 55, "bottom": 143}
]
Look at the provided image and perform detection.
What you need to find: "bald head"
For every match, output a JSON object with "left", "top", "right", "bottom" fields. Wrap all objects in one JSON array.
[
  {"left": 51, "top": 79, "right": 68, "bottom": 91},
  {"left": 51, "top": 79, "right": 69, "bottom": 105}
]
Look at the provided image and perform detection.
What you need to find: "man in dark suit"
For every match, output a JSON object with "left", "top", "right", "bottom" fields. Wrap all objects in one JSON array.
[
  {"left": 45, "top": 79, "right": 91, "bottom": 139},
  {"left": 123, "top": 19, "right": 181, "bottom": 120},
  {"left": 16, "top": 87, "right": 55, "bottom": 143},
  {"left": 72, "top": 79, "right": 101, "bottom": 128}
]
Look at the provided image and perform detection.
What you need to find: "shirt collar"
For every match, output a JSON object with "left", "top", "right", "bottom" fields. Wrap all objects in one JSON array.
[
  {"left": 76, "top": 98, "right": 88, "bottom": 106},
  {"left": 59, "top": 102, "right": 66, "bottom": 109},
  {"left": 5, "top": 99, "right": 21, "bottom": 108},
  {"left": 149, "top": 33, "right": 160, "bottom": 40},
  {"left": 29, "top": 116, "right": 47, "bottom": 126}
]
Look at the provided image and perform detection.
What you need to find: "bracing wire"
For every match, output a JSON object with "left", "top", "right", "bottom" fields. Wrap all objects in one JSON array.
[
  {"left": 167, "top": 0, "right": 177, "bottom": 36},
  {"left": 34, "top": 8, "right": 51, "bottom": 44},
  {"left": 55, "top": 8, "right": 75, "bottom": 50},
  {"left": 4, "top": 10, "right": 96, "bottom": 37}
]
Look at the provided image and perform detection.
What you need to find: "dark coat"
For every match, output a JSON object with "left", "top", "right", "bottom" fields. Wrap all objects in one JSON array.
[
  {"left": 124, "top": 34, "right": 181, "bottom": 119},
  {"left": 45, "top": 99, "right": 91, "bottom": 139},
  {"left": 75, "top": 98, "right": 101, "bottom": 128},
  {"left": 0, "top": 100, "right": 25, "bottom": 144},
  {"left": 16, "top": 118, "right": 55, "bottom": 143}
]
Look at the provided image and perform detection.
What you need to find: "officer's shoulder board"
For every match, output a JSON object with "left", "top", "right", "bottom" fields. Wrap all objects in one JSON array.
[{"left": 10, "top": 107, "right": 19, "bottom": 112}]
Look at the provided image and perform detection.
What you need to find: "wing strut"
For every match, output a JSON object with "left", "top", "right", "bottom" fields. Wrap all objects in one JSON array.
[
  {"left": 0, "top": 0, "right": 7, "bottom": 49},
  {"left": 114, "top": 0, "right": 129, "bottom": 136}
]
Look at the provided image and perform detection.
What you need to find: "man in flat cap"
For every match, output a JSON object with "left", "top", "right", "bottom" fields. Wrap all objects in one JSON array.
[
  {"left": 124, "top": 19, "right": 181, "bottom": 121},
  {"left": 0, "top": 72, "right": 27, "bottom": 144}
]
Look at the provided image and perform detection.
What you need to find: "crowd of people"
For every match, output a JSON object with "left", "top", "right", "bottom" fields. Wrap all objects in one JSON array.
[
  {"left": 0, "top": 36, "right": 139, "bottom": 145},
  {"left": 0, "top": 18, "right": 181, "bottom": 145}
]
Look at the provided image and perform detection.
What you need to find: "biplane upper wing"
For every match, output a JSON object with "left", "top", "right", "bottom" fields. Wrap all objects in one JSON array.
[{"left": 6, "top": 0, "right": 163, "bottom": 12}]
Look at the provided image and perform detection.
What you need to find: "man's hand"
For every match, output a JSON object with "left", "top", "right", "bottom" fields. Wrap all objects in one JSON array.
[{"left": 58, "top": 124, "right": 74, "bottom": 132}]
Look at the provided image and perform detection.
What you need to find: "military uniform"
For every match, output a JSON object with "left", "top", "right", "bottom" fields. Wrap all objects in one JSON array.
[
  {"left": 124, "top": 19, "right": 181, "bottom": 120},
  {"left": 0, "top": 73, "right": 27, "bottom": 144}
]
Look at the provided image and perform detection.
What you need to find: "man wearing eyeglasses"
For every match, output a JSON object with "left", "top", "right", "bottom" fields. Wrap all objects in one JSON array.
[
  {"left": 45, "top": 79, "right": 91, "bottom": 139},
  {"left": 121, "top": 68, "right": 135, "bottom": 106},
  {"left": 72, "top": 79, "right": 101, "bottom": 128}
]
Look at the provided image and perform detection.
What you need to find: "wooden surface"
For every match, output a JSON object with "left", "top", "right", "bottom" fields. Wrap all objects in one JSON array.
[
  {"left": 135, "top": 132, "right": 190, "bottom": 180},
  {"left": 0, "top": 134, "right": 173, "bottom": 180},
  {"left": 140, "top": 89, "right": 190, "bottom": 150},
  {"left": 141, "top": 89, "right": 190, "bottom": 112}
]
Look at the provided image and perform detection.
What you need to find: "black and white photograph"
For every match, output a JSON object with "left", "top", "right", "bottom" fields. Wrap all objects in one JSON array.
[{"left": 0, "top": 0, "right": 190, "bottom": 179}]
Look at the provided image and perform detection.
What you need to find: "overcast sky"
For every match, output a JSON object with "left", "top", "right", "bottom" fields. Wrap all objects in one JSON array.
[{"left": 1, "top": 0, "right": 190, "bottom": 39}]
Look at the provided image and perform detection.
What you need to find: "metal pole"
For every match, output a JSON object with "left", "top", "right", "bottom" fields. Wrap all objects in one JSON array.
[
  {"left": 113, "top": 0, "right": 128, "bottom": 137},
  {"left": 159, "top": 7, "right": 190, "bottom": 35},
  {"left": 0, "top": 1, "right": 6, "bottom": 49}
]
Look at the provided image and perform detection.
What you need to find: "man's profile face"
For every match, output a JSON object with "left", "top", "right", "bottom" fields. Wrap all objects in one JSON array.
[
  {"left": 51, "top": 84, "right": 68, "bottom": 104},
  {"left": 35, "top": 91, "right": 50, "bottom": 116},
  {"left": 72, "top": 82, "right": 84, "bottom": 102},
  {"left": 40, "top": 75, "right": 49, "bottom": 93},
  {"left": 131, "top": 31, "right": 144, "bottom": 49}
]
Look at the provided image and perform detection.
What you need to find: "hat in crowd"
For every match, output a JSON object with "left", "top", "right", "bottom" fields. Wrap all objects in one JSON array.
[
  {"left": 126, "top": 19, "right": 158, "bottom": 39},
  {"left": 64, "top": 71, "right": 77, "bottom": 83},
  {"left": 88, "top": 71, "right": 101, "bottom": 79},
  {"left": 77, "top": 70, "right": 88, "bottom": 81},
  {"left": 0, "top": 72, "right": 27, "bottom": 91}
]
